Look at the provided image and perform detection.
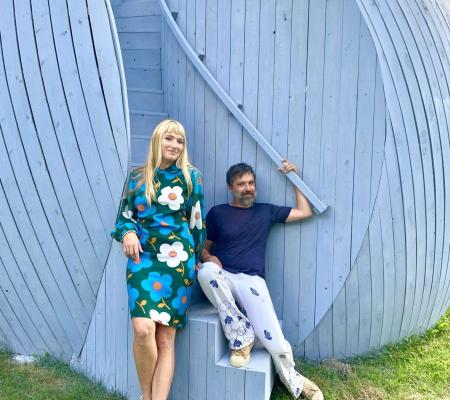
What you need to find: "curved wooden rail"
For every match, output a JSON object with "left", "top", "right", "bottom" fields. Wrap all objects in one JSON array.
[{"left": 158, "top": 0, "right": 328, "bottom": 214}]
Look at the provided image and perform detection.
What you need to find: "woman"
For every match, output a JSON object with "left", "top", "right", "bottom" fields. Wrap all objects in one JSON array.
[{"left": 112, "top": 119, "right": 205, "bottom": 400}]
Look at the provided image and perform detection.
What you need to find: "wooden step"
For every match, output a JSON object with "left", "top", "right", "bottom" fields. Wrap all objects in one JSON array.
[
  {"left": 169, "top": 302, "right": 275, "bottom": 400},
  {"left": 118, "top": 32, "right": 161, "bottom": 50},
  {"left": 127, "top": 88, "right": 164, "bottom": 113},
  {"left": 124, "top": 67, "right": 162, "bottom": 89},
  {"left": 113, "top": 0, "right": 160, "bottom": 18},
  {"left": 121, "top": 49, "right": 160, "bottom": 68},
  {"left": 115, "top": 15, "right": 161, "bottom": 33}
]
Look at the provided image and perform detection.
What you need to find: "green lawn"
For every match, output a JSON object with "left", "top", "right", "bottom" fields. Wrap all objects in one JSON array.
[
  {"left": 0, "top": 309, "right": 448, "bottom": 399},
  {"left": 272, "top": 309, "right": 450, "bottom": 399}
]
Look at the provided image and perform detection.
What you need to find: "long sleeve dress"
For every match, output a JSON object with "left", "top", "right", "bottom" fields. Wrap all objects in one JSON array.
[{"left": 111, "top": 164, "right": 205, "bottom": 328}]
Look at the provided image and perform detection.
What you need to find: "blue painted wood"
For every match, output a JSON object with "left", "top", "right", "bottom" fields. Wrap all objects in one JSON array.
[
  {"left": 266, "top": 0, "right": 291, "bottom": 318},
  {"left": 188, "top": 320, "right": 207, "bottom": 400},
  {"left": 0, "top": 0, "right": 128, "bottom": 361},
  {"left": 283, "top": 0, "right": 309, "bottom": 353}
]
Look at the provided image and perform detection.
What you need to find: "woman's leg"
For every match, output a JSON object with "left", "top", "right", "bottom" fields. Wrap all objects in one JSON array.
[
  {"left": 152, "top": 324, "right": 177, "bottom": 400},
  {"left": 132, "top": 318, "right": 158, "bottom": 400}
]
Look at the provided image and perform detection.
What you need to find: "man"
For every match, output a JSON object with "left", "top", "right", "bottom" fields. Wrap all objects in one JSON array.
[{"left": 197, "top": 161, "right": 323, "bottom": 400}]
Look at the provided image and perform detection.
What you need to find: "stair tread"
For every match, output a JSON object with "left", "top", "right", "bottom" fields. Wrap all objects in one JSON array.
[
  {"left": 128, "top": 87, "right": 163, "bottom": 94},
  {"left": 130, "top": 109, "right": 168, "bottom": 116}
]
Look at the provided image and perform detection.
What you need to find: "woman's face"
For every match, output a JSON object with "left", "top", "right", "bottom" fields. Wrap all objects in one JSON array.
[{"left": 161, "top": 128, "right": 185, "bottom": 164}]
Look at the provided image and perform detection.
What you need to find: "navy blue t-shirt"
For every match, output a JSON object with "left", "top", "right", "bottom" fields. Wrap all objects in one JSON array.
[{"left": 206, "top": 203, "right": 291, "bottom": 278}]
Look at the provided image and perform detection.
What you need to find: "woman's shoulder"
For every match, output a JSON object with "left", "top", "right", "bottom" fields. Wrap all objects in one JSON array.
[{"left": 188, "top": 165, "right": 202, "bottom": 178}]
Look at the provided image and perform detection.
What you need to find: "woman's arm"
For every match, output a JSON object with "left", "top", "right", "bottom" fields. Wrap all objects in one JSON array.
[{"left": 188, "top": 168, "right": 206, "bottom": 264}]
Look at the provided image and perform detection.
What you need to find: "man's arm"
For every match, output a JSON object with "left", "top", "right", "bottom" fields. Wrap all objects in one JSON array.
[
  {"left": 279, "top": 160, "right": 313, "bottom": 223},
  {"left": 199, "top": 239, "right": 223, "bottom": 268}
]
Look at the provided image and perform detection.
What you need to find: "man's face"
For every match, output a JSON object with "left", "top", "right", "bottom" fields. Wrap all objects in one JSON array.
[{"left": 228, "top": 172, "right": 256, "bottom": 207}]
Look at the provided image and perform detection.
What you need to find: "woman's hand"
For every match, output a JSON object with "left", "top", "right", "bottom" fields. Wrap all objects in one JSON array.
[{"left": 122, "top": 232, "right": 143, "bottom": 261}]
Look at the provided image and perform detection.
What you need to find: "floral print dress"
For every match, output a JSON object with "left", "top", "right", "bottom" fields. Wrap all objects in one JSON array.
[{"left": 111, "top": 164, "right": 205, "bottom": 328}]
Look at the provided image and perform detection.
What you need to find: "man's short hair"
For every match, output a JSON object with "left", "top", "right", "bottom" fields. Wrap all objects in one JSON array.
[{"left": 226, "top": 163, "right": 255, "bottom": 185}]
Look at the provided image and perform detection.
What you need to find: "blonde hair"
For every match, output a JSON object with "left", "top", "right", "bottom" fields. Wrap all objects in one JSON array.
[{"left": 135, "top": 119, "right": 193, "bottom": 205}]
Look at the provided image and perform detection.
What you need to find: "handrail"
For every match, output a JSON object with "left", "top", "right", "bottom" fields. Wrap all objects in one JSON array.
[{"left": 158, "top": 0, "right": 328, "bottom": 214}]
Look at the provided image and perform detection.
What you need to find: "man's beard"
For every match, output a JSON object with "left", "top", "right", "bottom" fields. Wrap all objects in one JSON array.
[{"left": 236, "top": 191, "right": 256, "bottom": 207}]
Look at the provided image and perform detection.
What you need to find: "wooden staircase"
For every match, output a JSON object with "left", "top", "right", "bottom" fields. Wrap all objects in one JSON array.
[
  {"left": 113, "top": 0, "right": 168, "bottom": 167},
  {"left": 111, "top": 1, "right": 276, "bottom": 398}
]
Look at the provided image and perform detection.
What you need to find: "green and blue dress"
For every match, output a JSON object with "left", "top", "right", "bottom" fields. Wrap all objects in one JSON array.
[{"left": 111, "top": 164, "right": 205, "bottom": 328}]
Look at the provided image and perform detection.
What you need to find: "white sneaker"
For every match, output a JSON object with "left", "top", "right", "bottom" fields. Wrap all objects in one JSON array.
[{"left": 229, "top": 340, "right": 255, "bottom": 368}]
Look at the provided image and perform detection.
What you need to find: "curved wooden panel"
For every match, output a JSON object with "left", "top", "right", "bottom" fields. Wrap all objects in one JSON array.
[
  {"left": 0, "top": 0, "right": 128, "bottom": 360},
  {"left": 303, "top": 0, "right": 450, "bottom": 359}
]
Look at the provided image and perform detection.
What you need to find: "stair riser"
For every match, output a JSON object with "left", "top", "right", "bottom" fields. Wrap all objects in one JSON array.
[
  {"left": 125, "top": 68, "right": 162, "bottom": 89},
  {"left": 115, "top": 16, "right": 161, "bottom": 33},
  {"left": 118, "top": 32, "right": 161, "bottom": 50},
  {"left": 122, "top": 49, "right": 161, "bottom": 69},
  {"left": 128, "top": 90, "right": 164, "bottom": 113},
  {"left": 130, "top": 113, "right": 167, "bottom": 136},
  {"left": 113, "top": 1, "right": 160, "bottom": 18}
]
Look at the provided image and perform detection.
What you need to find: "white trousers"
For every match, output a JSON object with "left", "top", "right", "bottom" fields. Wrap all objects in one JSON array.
[{"left": 197, "top": 262, "right": 303, "bottom": 398}]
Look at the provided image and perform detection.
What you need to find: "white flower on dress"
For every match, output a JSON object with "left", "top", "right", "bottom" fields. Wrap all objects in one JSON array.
[
  {"left": 149, "top": 309, "right": 171, "bottom": 325},
  {"left": 122, "top": 209, "right": 137, "bottom": 223},
  {"left": 157, "top": 242, "right": 188, "bottom": 268},
  {"left": 189, "top": 200, "right": 202, "bottom": 229},
  {"left": 157, "top": 186, "right": 184, "bottom": 210}
]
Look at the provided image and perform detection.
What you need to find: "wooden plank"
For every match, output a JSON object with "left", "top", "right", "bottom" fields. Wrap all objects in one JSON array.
[
  {"left": 368, "top": 206, "right": 384, "bottom": 351},
  {"left": 118, "top": 32, "right": 162, "bottom": 49},
  {"left": 203, "top": 0, "right": 218, "bottom": 209},
  {"left": 317, "top": 310, "right": 333, "bottom": 359},
  {"left": 176, "top": 0, "right": 187, "bottom": 133},
  {"left": 332, "top": 0, "right": 361, "bottom": 305},
  {"left": 378, "top": 166, "right": 396, "bottom": 346},
  {"left": 170, "top": 322, "right": 189, "bottom": 399},
  {"left": 266, "top": 0, "right": 291, "bottom": 317},
  {"left": 353, "top": 233, "right": 370, "bottom": 355},
  {"left": 384, "top": 118, "right": 407, "bottom": 342},
  {"left": 227, "top": 0, "right": 244, "bottom": 168},
  {"left": 188, "top": 320, "right": 207, "bottom": 399},
  {"left": 314, "top": 0, "right": 344, "bottom": 333},
  {"left": 299, "top": 1, "right": 327, "bottom": 337},
  {"left": 113, "top": 1, "right": 161, "bottom": 18},
  {"left": 116, "top": 16, "right": 161, "bottom": 32},
  {"left": 255, "top": 0, "right": 275, "bottom": 203},
  {"left": 206, "top": 320, "right": 226, "bottom": 400},
  {"left": 184, "top": 0, "right": 196, "bottom": 160},
  {"left": 213, "top": 0, "right": 231, "bottom": 204},
  {"left": 350, "top": 20, "right": 378, "bottom": 265},
  {"left": 194, "top": 0, "right": 206, "bottom": 170},
  {"left": 95, "top": 273, "right": 107, "bottom": 384},
  {"left": 241, "top": 0, "right": 260, "bottom": 169},
  {"left": 0, "top": 292, "right": 27, "bottom": 355},
  {"left": 284, "top": 0, "right": 309, "bottom": 354},
  {"left": 225, "top": 367, "right": 245, "bottom": 400}
]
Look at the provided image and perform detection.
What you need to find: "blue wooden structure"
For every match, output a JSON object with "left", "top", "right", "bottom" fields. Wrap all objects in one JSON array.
[{"left": 0, "top": 0, "right": 449, "bottom": 399}]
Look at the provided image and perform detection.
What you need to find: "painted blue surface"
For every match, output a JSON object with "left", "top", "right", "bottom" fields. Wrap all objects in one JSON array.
[{"left": 1, "top": 0, "right": 449, "bottom": 399}]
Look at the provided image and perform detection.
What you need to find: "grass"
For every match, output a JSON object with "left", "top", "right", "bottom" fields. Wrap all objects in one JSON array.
[
  {"left": 271, "top": 308, "right": 450, "bottom": 399},
  {"left": 0, "top": 351, "right": 125, "bottom": 400},
  {"left": 0, "top": 309, "right": 448, "bottom": 399}
]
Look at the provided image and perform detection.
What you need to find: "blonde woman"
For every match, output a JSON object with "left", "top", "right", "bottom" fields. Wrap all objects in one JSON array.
[{"left": 112, "top": 120, "right": 205, "bottom": 400}]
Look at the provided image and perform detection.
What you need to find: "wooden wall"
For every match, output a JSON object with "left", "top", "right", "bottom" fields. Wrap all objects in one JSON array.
[
  {"left": 0, "top": 0, "right": 128, "bottom": 361},
  {"left": 161, "top": 0, "right": 450, "bottom": 358},
  {"left": 162, "top": 0, "right": 392, "bottom": 357}
]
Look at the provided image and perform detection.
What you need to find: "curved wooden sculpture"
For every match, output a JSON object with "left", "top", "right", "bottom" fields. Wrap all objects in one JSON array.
[
  {"left": 0, "top": 0, "right": 128, "bottom": 360},
  {"left": 160, "top": 0, "right": 450, "bottom": 359}
]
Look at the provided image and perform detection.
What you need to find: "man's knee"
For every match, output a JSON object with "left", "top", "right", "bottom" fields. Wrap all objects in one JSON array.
[{"left": 197, "top": 261, "right": 222, "bottom": 284}]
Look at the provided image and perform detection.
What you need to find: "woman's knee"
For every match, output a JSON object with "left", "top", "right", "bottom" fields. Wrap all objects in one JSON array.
[
  {"left": 133, "top": 318, "right": 156, "bottom": 342},
  {"left": 155, "top": 327, "right": 176, "bottom": 351}
]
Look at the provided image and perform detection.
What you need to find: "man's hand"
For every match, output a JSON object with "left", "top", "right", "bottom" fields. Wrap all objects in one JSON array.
[
  {"left": 278, "top": 159, "right": 297, "bottom": 174},
  {"left": 122, "top": 232, "right": 142, "bottom": 261}
]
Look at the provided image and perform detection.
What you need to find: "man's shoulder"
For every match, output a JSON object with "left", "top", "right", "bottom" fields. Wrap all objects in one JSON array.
[{"left": 208, "top": 203, "right": 229, "bottom": 214}]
